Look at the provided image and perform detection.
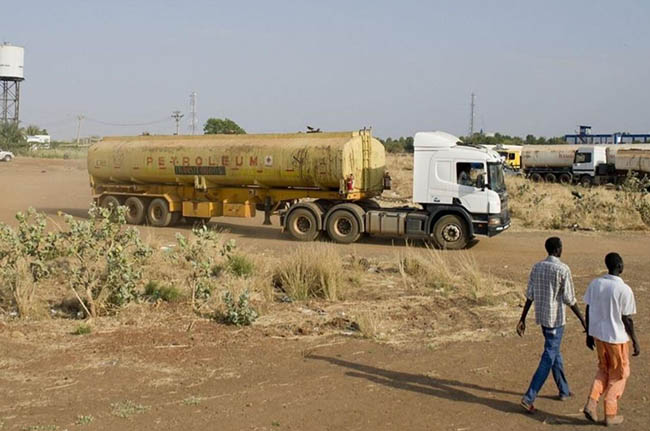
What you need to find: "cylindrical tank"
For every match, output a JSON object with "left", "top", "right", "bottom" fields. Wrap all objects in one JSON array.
[
  {"left": 88, "top": 131, "right": 386, "bottom": 195},
  {"left": 521, "top": 145, "right": 578, "bottom": 169},
  {"left": 0, "top": 44, "right": 25, "bottom": 80},
  {"left": 615, "top": 149, "right": 650, "bottom": 174}
]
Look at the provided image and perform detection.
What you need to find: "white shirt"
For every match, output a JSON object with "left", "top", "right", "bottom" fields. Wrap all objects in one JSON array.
[{"left": 583, "top": 274, "right": 636, "bottom": 344}]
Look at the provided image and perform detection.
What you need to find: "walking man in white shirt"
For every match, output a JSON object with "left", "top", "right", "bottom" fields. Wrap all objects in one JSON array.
[
  {"left": 583, "top": 252, "right": 640, "bottom": 426},
  {"left": 517, "top": 237, "right": 586, "bottom": 413}
]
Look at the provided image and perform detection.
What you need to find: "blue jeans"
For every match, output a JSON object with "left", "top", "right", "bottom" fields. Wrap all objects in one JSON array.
[{"left": 523, "top": 325, "right": 570, "bottom": 404}]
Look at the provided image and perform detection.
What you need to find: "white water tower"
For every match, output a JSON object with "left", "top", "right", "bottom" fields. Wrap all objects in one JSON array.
[{"left": 0, "top": 43, "right": 25, "bottom": 124}]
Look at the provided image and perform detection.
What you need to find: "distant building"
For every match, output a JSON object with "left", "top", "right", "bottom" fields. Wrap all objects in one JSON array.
[
  {"left": 565, "top": 125, "right": 650, "bottom": 145},
  {"left": 26, "top": 135, "right": 51, "bottom": 144}
]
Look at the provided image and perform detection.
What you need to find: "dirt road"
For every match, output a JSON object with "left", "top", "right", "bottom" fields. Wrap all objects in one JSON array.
[{"left": 1, "top": 158, "right": 649, "bottom": 430}]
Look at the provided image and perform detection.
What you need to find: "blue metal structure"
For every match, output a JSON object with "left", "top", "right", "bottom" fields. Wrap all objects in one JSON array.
[{"left": 565, "top": 125, "right": 650, "bottom": 145}]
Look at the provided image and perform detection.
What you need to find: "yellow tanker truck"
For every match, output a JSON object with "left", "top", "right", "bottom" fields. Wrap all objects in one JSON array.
[{"left": 87, "top": 129, "right": 511, "bottom": 248}]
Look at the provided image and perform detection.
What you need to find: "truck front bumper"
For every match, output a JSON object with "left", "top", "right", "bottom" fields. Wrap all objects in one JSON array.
[{"left": 487, "top": 210, "right": 511, "bottom": 237}]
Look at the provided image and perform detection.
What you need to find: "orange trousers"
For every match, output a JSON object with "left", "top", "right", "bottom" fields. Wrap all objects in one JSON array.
[{"left": 589, "top": 339, "right": 630, "bottom": 416}]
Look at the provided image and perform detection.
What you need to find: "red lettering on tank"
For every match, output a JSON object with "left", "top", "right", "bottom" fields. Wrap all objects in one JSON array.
[
  {"left": 222, "top": 156, "right": 229, "bottom": 166},
  {"left": 158, "top": 157, "right": 165, "bottom": 168},
  {"left": 208, "top": 156, "right": 217, "bottom": 166},
  {"left": 146, "top": 157, "right": 153, "bottom": 166},
  {"left": 195, "top": 156, "right": 203, "bottom": 166},
  {"left": 170, "top": 156, "right": 178, "bottom": 166},
  {"left": 182, "top": 157, "right": 190, "bottom": 166},
  {"left": 249, "top": 156, "right": 258, "bottom": 166},
  {"left": 235, "top": 156, "right": 244, "bottom": 166}
]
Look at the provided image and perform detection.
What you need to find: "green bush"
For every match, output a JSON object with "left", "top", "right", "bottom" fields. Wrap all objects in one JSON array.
[
  {"left": 226, "top": 254, "right": 254, "bottom": 278},
  {"left": 222, "top": 290, "right": 258, "bottom": 326},
  {"left": 143, "top": 281, "right": 182, "bottom": 302}
]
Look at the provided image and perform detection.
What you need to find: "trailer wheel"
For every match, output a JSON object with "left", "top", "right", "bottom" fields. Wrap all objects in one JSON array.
[
  {"left": 432, "top": 214, "right": 468, "bottom": 250},
  {"left": 530, "top": 173, "right": 543, "bottom": 183},
  {"left": 100, "top": 195, "right": 121, "bottom": 211},
  {"left": 580, "top": 175, "right": 593, "bottom": 187},
  {"left": 286, "top": 208, "right": 320, "bottom": 241},
  {"left": 558, "top": 173, "right": 572, "bottom": 185},
  {"left": 545, "top": 173, "right": 557, "bottom": 183},
  {"left": 124, "top": 197, "right": 146, "bottom": 225},
  {"left": 326, "top": 209, "right": 361, "bottom": 244},
  {"left": 147, "top": 198, "right": 173, "bottom": 227}
]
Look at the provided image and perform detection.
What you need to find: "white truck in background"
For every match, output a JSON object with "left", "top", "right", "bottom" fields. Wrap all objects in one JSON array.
[{"left": 522, "top": 145, "right": 650, "bottom": 186}]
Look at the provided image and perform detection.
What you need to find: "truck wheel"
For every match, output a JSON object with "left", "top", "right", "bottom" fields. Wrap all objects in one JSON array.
[
  {"left": 124, "top": 197, "right": 146, "bottom": 225},
  {"left": 326, "top": 209, "right": 361, "bottom": 244},
  {"left": 2, "top": 155, "right": 11, "bottom": 162},
  {"left": 580, "top": 175, "right": 593, "bottom": 187},
  {"left": 530, "top": 173, "right": 543, "bottom": 183},
  {"left": 545, "top": 173, "right": 557, "bottom": 183},
  {"left": 286, "top": 208, "right": 320, "bottom": 241},
  {"left": 147, "top": 198, "right": 173, "bottom": 227},
  {"left": 432, "top": 214, "right": 468, "bottom": 250},
  {"left": 100, "top": 195, "right": 121, "bottom": 211},
  {"left": 558, "top": 173, "right": 572, "bottom": 185}
]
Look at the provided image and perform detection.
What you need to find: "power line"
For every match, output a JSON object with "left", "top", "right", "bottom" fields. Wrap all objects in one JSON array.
[{"left": 84, "top": 116, "right": 170, "bottom": 127}]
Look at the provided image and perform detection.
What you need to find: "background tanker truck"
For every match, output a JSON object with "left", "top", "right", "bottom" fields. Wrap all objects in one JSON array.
[
  {"left": 522, "top": 145, "right": 650, "bottom": 186},
  {"left": 87, "top": 130, "right": 510, "bottom": 249}
]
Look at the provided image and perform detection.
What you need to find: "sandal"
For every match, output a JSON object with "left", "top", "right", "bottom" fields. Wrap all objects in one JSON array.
[{"left": 520, "top": 398, "right": 536, "bottom": 414}]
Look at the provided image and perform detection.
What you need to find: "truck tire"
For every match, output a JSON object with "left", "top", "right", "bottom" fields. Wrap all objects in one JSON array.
[
  {"left": 100, "top": 195, "right": 121, "bottom": 211},
  {"left": 286, "top": 208, "right": 321, "bottom": 241},
  {"left": 580, "top": 175, "right": 593, "bottom": 187},
  {"left": 326, "top": 209, "right": 361, "bottom": 244},
  {"left": 545, "top": 173, "right": 557, "bottom": 183},
  {"left": 147, "top": 198, "right": 173, "bottom": 227},
  {"left": 432, "top": 214, "right": 468, "bottom": 250},
  {"left": 124, "top": 197, "right": 146, "bottom": 225},
  {"left": 558, "top": 173, "right": 572, "bottom": 185},
  {"left": 2, "top": 155, "right": 11, "bottom": 162},
  {"left": 530, "top": 173, "right": 543, "bottom": 183}
]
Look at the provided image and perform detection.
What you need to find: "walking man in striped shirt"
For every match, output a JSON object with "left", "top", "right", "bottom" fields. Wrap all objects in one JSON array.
[{"left": 517, "top": 237, "right": 586, "bottom": 413}]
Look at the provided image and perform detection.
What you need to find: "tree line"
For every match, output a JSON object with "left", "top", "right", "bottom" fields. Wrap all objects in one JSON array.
[{"left": 378, "top": 132, "right": 567, "bottom": 153}]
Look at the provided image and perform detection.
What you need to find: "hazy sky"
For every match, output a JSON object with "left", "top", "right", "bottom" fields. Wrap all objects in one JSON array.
[{"left": 3, "top": 0, "right": 649, "bottom": 140}]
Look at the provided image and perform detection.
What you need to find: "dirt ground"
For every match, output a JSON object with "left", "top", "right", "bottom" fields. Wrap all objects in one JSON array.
[{"left": 1, "top": 157, "right": 649, "bottom": 430}]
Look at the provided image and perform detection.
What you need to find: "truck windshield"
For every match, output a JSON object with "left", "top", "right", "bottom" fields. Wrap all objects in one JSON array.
[{"left": 488, "top": 162, "right": 506, "bottom": 193}]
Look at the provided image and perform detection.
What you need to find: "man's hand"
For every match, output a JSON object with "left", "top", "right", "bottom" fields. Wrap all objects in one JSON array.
[
  {"left": 633, "top": 341, "right": 641, "bottom": 357},
  {"left": 516, "top": 320, "right": 526, "bottom": 337},
  {"left": 586, "top": 335, "right": 595, "bottom": 351}
]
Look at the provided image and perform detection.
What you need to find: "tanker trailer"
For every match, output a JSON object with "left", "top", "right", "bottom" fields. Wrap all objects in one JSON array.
[
  {"left": 615, "top": 149, "right": 650, "bottom": 177},
  {"left": 87, "top": 130, "right": 510, "bottom": 248},
  {"left": 521, "top": 145, "right": 578, "bottom": 183}
]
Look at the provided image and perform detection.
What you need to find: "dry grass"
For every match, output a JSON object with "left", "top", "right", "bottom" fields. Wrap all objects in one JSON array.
[
  {"left": 507, "top": 176, "right": 650, "bottom": 231},
  {"left": 353, "top": 309, "right": 384, "bottom": 339},
  {"left": 398, "top": 246, "right": 517, "bottom": 303},
  {"left": 272, "top": 243, "right": 348, "bottom": 301}
]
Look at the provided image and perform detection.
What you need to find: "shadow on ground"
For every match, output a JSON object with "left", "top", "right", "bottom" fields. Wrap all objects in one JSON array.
[{"left": 307, "top": 355, "right": 589, "bottom": 426}]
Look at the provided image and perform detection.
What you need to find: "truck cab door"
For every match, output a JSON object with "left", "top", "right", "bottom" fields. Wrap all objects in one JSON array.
[
  {"left": 455, "top": 161, "right": 488, "bottom": 213},
  {"left": 573, "top": 148, "right": 595, "bottom": 176}
]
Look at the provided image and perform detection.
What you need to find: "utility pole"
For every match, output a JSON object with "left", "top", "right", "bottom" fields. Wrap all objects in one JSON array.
[
  {"left": 75, "top": 115, "right": 84, "bottom": 144},
  {"left": 171, "top": 110, "right": 184, "bottom": 135},
  {"left": 468, "top": 92, "right": 475, "bottom": 137},
  {"left": 189, "top": 91, "right": 197, "bottom": 135}
]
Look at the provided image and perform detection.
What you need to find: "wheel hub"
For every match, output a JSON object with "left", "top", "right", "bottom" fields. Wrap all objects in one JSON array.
[
  {"left": 296, "top": 216, "right": 312, "bottom": 233},
  {"left": 336, "top": 218, "right": 352, "bottom": 235},
  {"left": 442, "top": 224, "right": 461, "bottom": 242}
]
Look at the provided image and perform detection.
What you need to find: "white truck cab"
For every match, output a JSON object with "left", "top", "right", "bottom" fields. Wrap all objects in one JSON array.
[
  {"left": 412, "top": 132, "right": 510, "bottom": 247},
  {"left": 573, "top": 146, "right": 612, "bottom": 186}
]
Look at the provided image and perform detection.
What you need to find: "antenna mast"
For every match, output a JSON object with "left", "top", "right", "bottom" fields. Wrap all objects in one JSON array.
[
  {"left": 468, "top": 92, "right": 475, "bottom": 136},
  {"left": 189, "top": 91, "right": 198, "bottom": 135}
]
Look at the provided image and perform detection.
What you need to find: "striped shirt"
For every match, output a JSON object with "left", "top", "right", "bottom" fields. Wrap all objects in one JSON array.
[{"left": 526, "top": 256, "right": 577, "bottom": 328}]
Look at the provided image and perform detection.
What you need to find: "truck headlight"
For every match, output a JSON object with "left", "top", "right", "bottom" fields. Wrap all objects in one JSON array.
[{"left": 488, "top": 216, "right": 501, "bottom": 226}]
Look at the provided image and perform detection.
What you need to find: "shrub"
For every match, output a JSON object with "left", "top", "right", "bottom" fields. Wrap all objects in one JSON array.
[
  {"left": 143, "top": 281, "right": 182, "bottom": 302},
  {"left": 60, "top": 204, "right": 152, "bottom": 317},
  {"left": 222, "top": 290, "right": 258, "bottom": 326},
  {"left": 73, "top": 323, "right": 92, "bottom": 335},
  {"left": 273, "top": 245, "right": 346, "bottom": 301},
  {"left": 225, "top": 254, "right": 255, "bottom": 278}
]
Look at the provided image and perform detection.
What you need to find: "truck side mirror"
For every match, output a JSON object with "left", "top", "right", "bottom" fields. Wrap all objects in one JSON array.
[{"left": 477, "top": 173, "right": 486, "bottom": 190}]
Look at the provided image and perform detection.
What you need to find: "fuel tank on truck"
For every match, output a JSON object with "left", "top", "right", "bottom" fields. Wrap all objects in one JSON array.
[
  {"left": 87, "top": 130, "right": 386, "bottom": 195},
  {"left": 614, "top": 149, "right": 650, "bottom": 174},
  {"left": 521, "top": 145, "right": 578, "bottom": 169}
]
